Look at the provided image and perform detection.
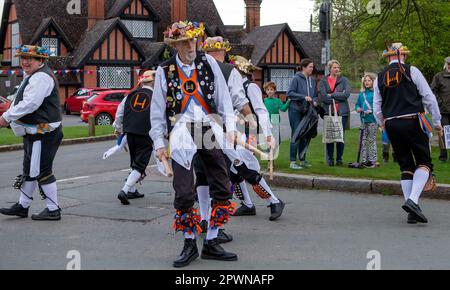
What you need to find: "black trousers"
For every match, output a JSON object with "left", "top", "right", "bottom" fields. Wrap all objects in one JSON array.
[
  {"left": 385, "top": 118, "right": 433, "bottom": 175},
  {"left": 194, "top": 151, "right": 231, "bottom": 188},
  {"left": 23, "top": 126, "right": 63, "bottom": 185},
  {"left": 173, "top": 124, "right": 232, "bottom": 211},
  {"left": 127, "top": 133, "right": 153, "bottom": 174}
]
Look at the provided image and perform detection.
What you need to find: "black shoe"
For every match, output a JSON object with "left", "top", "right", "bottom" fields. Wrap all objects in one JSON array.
[
  {"left": 118, "top": 190, "right": 130, "bottom": 205},
  {"left": 0, "top": 203, "right": 28, "bottom": 218},
  {"left": 199, "top": 220, "right": 208, "bottom": 234},
  {"left": 336, "top": 160, "right": 343, "bottom": 166},
  {"left": 233, "top": 204, "right": 256, "bottom": 216},
  {"left": 31, "top": 208, "right": 61, "bottom": 221},
  {"left": 407, "top": 213, "right": 418, "bottom": 224},
  {"left": 327, "top": 160, "right": 334, "bottom": 167},
  {"left": 173, "top": 239, "right": 199, "bottom": 268},
  {"left": 402, "top": 199, "right": 428, "bottom": 223},
  {"left": 201, "top": 239, "right": 238, "bottom": 261},
  {"left": 127, "top": 190, "right": 144, "bottom": 199},
  {"left": 269, "top": 199, "right": 285, "bottom": 221},
  {"left": 217, "top": 229, "right": 233, "bottom": 244}
]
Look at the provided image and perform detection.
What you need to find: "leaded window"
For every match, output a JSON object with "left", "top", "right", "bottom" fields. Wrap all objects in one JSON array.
[
  {"left": 270, "top": 69, "right": 295, "bottom": 92},
  {"left": 98, "top": 66, "right": 131, "bottom": 89},
  {"left": 41, "top": 37, "right": 59, "bottom": 56}
]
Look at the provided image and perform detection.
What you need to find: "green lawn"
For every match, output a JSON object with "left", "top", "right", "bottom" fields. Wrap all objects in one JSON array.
[
  {"left": 261, "top": 129, "right": 450, "bottom": 184},
  {"left": 0, "top": 126, "right": 114, "bottom": 146}
]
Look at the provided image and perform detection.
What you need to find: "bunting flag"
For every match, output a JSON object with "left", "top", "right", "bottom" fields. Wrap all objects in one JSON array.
[{"left": 0, "top": 68, "right": 144, "bottom": 76}]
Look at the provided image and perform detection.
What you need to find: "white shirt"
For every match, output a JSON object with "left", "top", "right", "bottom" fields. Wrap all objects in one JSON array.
[
  {"left": 114, "top": 85, "right": 153, "bottom": 133},
  {"left": 228, "top": 68, "right": 249, "bottom": 111},
  {"left": 150, "top": 54, "right": 236, "bottom": 150},
  {"left": 374, "top": 60, "right": 442, "bottom": 127},
  {"left": 3, "top": 65, "right": 61, "bottom": 132},
  {"left": 243, "top": 77, "right": 273, "bottom": 138}
]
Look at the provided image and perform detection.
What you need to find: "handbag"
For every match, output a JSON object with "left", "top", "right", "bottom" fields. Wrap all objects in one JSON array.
[{"left": 322, "top": 99, "right": 344, "bottom": 144}]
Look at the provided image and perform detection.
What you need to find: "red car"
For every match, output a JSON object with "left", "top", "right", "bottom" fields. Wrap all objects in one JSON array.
[
  {"left": 80, "top": 90, "right": 129, "bottom": 126},
  {"left": 0, "top": 96, "right": 11, "bottom": 117},
  {"left": 64, "top": 87, "right": 110, "bottom": 115}
]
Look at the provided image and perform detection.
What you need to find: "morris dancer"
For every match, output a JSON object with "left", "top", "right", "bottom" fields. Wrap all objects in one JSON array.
[
  {"left": 0, "top": 45, "right": 63, "bottom": 221},
  {"left": 150, "top": 21, "right": 238, "bottom": 267},
  {"left": 230, "top": 55, "right": 285, "bottom": 221},
  {"left": 374, "top": 42, "right": 443, "bottom": 224},
  {"left": 113, "top": 70, "right": 155, "bottom": 205}
]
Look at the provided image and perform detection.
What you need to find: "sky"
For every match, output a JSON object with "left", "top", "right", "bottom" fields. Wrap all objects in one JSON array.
[
  {"left": 0, "top": 0, "right": 316, "bottom": 32},
  {"left": 213, "top": 0, "right": 316, "bottom": 32}
]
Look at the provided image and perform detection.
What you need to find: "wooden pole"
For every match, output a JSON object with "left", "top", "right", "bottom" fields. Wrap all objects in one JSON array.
[{"left": 88, "top": 115, "right": 95, "bottom": 137}]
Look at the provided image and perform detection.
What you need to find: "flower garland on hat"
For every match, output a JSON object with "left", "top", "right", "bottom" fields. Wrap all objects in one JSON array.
[
  {"left": 164, "top": 21, "right": 205, "bottom": 44},
  {"left": 15, "top": 45, "right": 53, "bottom": 59},
  {"left": 201, "top": 37, "right": 231, "bottom": 52}
]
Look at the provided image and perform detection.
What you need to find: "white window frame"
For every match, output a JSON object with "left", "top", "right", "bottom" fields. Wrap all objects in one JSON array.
[
  {"left": 269, "top": 68, "right": 296, "bottom": 92},
  {"left": 11, "top": 23, "right": 20, "bottom": 67},
  {"left": 121, "top": 20, "right": 153, "bottom": 38}
]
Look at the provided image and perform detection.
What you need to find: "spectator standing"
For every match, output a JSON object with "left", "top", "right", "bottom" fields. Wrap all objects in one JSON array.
[
  {"left": 431, "top": 56, "right": 450, "bottom": 162},
  {"left": 287, "top": 58, "right": 318, "bottom": 169},
  {"left": 319, "top": 60, "right": 351, "bottom": 166}
]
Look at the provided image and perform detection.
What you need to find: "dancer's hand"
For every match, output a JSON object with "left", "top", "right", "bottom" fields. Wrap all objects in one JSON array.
[
  {"left": 267, "top": 136, "right": 276, "bottom": 150},
  {"left": 435, "top": 125, "right": 443, "bottom": 137},
  {"left": 156, "top": 148, "right": 168, "bottom": 161},
  {"left": 114, "top": 130, "right": 121, "bottom": 137},
  {"left": 305, "top": 96, "right": 313, "bottom": 102},
  {"left": 0, "top": 116, "right": 8, "bottom": 128},
  {"left": 226, "top": 131, "right": 237, "bottom": 145}
]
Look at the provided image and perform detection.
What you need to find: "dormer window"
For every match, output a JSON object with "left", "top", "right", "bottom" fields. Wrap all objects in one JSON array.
[
  {"left": 41, "top": 37, "right": 59, "bottom": 56},
  {"left": 121, "top": 20, "right": 153, "bottom": 39}
]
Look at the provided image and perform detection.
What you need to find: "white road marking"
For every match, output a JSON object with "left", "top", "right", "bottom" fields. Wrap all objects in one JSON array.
[{"left": 57, "top": 176, "right": 90, "bottom": 183}]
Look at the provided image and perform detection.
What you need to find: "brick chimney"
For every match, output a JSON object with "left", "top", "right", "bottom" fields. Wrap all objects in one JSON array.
[
  {"left": 171, "top": 0, "right": 187, "bottom": 22},
  {"left": 88, "top": 0, "right": 105, "bottom": 30},
  {"left": 244, "top": 0, "right": 262, "bottom": 33}
]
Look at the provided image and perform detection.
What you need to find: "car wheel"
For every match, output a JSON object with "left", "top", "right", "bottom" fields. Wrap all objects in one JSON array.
[
  {"left": 96, "top": 113, "right": 113, "bottom": 126},
  {"left": 64, "top": 103, "right": 71, "bottom": 115}
]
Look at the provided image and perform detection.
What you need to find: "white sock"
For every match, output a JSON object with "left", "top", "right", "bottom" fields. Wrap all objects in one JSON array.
[
  {"left": 41, "top": 182, "right": 59, "bottom": 211},
  {"left": 197, "top": 186, "right": 211, "bottom": 221},
  {"left": 240, "top": 181, "right": 253, "bottom": 207},
  {"left": 19, "top": 181, "right": 38, "bottom": 208},
  {"left": 122, "top": 170, "right": 141, "bottom": 193},
  {"left": 409, "top": 168, "right": 430, "bottom": 205},
  {"left": 259, "top": 178, "right": 279, "bottom": 204},
  {"left": 401, "top": 180, "right": 413, "bottom": 201},
  {"left": 206, "top": 227, "right": 219, "bottom": 241},
  {"left": 184, "top": 233, "right": 195, "bottom": 240}
]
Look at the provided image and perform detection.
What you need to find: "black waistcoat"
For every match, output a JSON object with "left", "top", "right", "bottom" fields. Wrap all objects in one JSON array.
[
  {"left": 162, "top": 53, "right": 218, "bottom": 132},
  {"left": 378, "top": 63, "right": 425, "bottom": 118},
  {"left": 123, "top": 87, "right": 153, "bottom": 136},
  {"left": 14, "top": 64, "right": 61, "bottom": 124}
]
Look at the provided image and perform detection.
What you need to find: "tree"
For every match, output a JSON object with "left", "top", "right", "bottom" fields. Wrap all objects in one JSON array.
[{"left": 314, "top": 0, "right": 450, "bottom": 83}]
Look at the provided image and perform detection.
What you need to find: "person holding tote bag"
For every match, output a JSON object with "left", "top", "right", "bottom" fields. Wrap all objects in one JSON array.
[{"left": 320, "top": 60, "right": 351, "bottom": 166}]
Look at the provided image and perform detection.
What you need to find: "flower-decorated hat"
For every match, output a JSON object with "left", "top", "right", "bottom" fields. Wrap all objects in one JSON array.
[
  {"left": 231, "top": 55, "right": 261, "bottom": 75},
  {"left": 139, "top": 70, "right": 156, "bottom": 84},
  {"left": 382, "top": 42, "right": 410, "bottom": 58},
  {"left": 201, "top": 36, "right": 231, "bottom": 52},
  {"left": 163, "top": 21, "right": 205, "bottom": 45},
  {"left": 15, "top": 45, "right": 52, "bottom": 59}
]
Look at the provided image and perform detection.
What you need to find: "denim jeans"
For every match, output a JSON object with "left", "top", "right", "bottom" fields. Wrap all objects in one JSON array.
[
  {"left": 325, "top": 116, "right": 348, "bottom": 162},
  {"left": 289, "top": 108, "right": 310, "bottom": 162}
]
